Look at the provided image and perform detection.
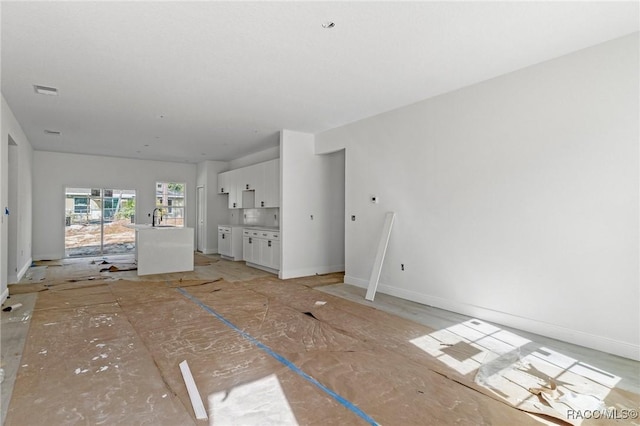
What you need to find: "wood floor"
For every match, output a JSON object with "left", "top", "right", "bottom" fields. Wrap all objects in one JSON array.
[{"left": 1, "top": 254, "right": 638, "bottom": 425}]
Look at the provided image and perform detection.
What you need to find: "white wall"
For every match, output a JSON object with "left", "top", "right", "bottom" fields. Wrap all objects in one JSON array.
[
  {"left": 33, "top": 151, "right": 197, "bottom": 260},
  {"left": 316, "top": 34, "right": 639, "bottom": 360},
  {"left": 196, "top": 160, "right": 229, "bottom": 254},
  {"left": 1, "top": 94, "right": 34, "bottom": 300},
  {"left": 280, "top": 130, "right": 345, "bottom": 279},
  {"left": 229, "top": 146, "right": 279, "bottom": 169}
]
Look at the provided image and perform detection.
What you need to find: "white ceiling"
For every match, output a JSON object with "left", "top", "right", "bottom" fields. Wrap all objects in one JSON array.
[{"left": 2, "top": 1, "right": 638, "bottom": 163}]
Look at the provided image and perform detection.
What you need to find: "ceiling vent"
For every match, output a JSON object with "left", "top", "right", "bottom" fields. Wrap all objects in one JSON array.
[
  {"left": 44, "top": 130, "right": 61, "bottom": 135},
  {"left": 34, "top": 85, "right": 58, "bottom": 96}
]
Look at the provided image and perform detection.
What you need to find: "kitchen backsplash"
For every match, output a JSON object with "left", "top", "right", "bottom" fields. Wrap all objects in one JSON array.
[{"left": 229, "top": 208, "right": 279, "bottom": 227}]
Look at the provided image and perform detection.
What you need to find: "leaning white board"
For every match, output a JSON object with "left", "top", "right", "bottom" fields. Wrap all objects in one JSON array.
[
  {"left": 365, "top": 212, "right": 396, "bottom": 301},
  {"left": 179, "top": 360, "right": 208, "bottom": 420}
]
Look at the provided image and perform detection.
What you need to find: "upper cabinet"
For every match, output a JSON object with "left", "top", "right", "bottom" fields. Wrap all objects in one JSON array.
[
  {"left": 218, "top": 159, "right": 280, "bottom": 209},
  {"left": 241, "top": 165, "right": 261, "bottom": 192},
  {"left": 217, "top": 171, "right": 229, "bottom": 194},
  {"left": 256, "top": 159, "right": 279, "bottom": 208}
]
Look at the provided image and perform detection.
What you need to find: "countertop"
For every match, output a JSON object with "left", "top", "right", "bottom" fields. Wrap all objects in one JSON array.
[
  {"left": 126, "top": 224, "right": 190, "bottom": 230},
  {"left": 218, "top": 224, "right": 279, "bottom": 231},
  {"left": 243, "top": 226, "right": 279, "bottom": 231}
]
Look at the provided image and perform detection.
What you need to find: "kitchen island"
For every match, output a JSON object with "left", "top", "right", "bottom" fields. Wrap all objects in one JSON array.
[{"left": 126, "top": 225, "right": 194, "bottom": 276}]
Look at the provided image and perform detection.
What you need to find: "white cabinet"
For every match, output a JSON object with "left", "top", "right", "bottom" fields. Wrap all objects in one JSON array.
[
  {"left": 255, "top": 159, "right": 280, "bottom": 208},
  {"left": 218, "top": 159, "right": 280, "bottom": 209},
  {"left": 218, "top": 225, "right": 243, "bottom": 260},
  {"left": 242, "top": 229, "right": 258, "bottom": 263},
  {"left": 241, "top": 165, "right": 261, "bottom": 192},
  {"left": 243, "top": 228, "right": 280, "bottom": 271},
  {"left": 270, "top": 240, "right": 281, "bottom": 270},
  {"left": 226, "top": 169, "right": 241, "bottom": 209},
  {"left": 217, "top": 172, "right": 229, "bottom": 194},
  {"left": 218, "top": 226, "right": 231, "bottom": 256}
]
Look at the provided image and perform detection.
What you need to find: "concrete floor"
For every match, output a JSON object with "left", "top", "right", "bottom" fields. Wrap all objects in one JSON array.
[{"left": 1, "top": 254, "right": 638, "bottom": 425}]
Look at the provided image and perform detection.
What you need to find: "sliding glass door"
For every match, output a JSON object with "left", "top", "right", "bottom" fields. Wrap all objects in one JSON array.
[{"left": 64, "top": 188, "right": 136, "bottom": 257}]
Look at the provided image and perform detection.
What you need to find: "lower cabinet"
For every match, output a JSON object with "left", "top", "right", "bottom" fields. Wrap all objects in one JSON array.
[
  {"left": 242, "top": 230, "right": 257, "bottom": 263},
  {"left": 218, "top": 225, "right": 243, "bottom": 260},
  {"left": 243, "top": 228, "right": 280, "bottom": 271}
]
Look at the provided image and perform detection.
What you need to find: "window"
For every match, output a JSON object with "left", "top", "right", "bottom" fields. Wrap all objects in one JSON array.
[
  {"left": 103, "top": 198, "right": 119, "bottom": 220},
  {"left": 74, "top": 197, "right": 89, "bottom": 213},
  {"left": 155, "top": 182, "right": 185, "bottom": 227}
]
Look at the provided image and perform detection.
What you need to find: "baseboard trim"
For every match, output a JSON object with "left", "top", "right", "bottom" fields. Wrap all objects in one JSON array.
[
  {"left": 378, "top": 284, "right": 640, "bottom": 361},
  {"left": 344, "top": 275, "right": 368, "bottom": 287},
  {"left": 245, "top": 261, "right": 279, "bottom": 275},
  {"left": 280, "top": 264, "right": 345, "bottom": 280},
  {"left": 16, "top": 258, "right": 32, "bottom": 282},
  {"left": 34, "top": 253, "right": 64, "bottom": 261},
  {"left": 199, "top": 249, "right": 218, "bottom": 255},
  {"left": 342, "top": 276, "right": 639, "bottom": 361},
  {"left": 1, "top": 288, "right": 8, "bottom": 304}
]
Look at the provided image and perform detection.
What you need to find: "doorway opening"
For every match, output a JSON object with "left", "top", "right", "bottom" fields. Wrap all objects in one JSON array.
[{"left": 64, "top": 188, "right": 136, "bottom": 257}]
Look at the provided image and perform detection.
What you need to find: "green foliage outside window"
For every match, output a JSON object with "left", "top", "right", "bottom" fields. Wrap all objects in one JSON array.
[{"left": 115, "top": 199, "right": 135, "bottom": 219}]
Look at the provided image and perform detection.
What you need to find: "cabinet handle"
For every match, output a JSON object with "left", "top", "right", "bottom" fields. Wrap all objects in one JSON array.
[
  {"left": 221, "top": 187, "right": 224, "bottom": 192},
  {"left": 249, "top": 237, "right": 252, "bottom": 244},
  {"left": 233, "top": 202, "right": 236, "bottom": 208},
  {"left": 261, "top": 201, "right": 265, "bottom": 207},
  {"left": 246, "top": 184, "right": 250, "bottom": 190},
  {"left": 268, "top": 240, "right": 271, "bottom": 247},
  {"left": 222, "top": 234, "right": 225, "bottom": 239}
]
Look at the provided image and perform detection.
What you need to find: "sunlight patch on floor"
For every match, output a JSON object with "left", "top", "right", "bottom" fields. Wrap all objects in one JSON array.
[
  {"left": 208, "top": 374, "right": 298, "bottom": 426},
  {"left": 410, "top": 318, "right": 531, "bottom": 375},
  {"left": 410, "top": 318, "right": 625, "bottom": 424}
]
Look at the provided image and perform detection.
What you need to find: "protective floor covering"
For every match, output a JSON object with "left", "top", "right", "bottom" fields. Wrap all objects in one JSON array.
[{"left": 4, "top": 263, "right": 637, "bottom": 425}]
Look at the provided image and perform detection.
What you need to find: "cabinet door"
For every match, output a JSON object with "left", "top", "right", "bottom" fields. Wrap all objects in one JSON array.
[
  {"left": 217, "top": 172, "right": 228, "bottom": 194},
  {"left": 226, "top": 169, "right": 240, "bottom": 209},
  {"left": 218, "top": 232, "right": 231, "bottom": 256},
  {"left": 243, "top": 236, "right": 253, "bottom": 262},
  {"left": 257, "top": 237, "right": 270, "bottom": 267},
  {"left": 252, "top": 162, "right": 266, "bottom": 207},
  {"left": 270, "top": 240, "right": 281, "bottom": 270},
  {"left": 243, "top": 164, "right": 261, "bottom": 191}
]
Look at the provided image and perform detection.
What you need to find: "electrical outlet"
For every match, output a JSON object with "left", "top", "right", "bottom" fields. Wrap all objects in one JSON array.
[{"left": 351, "top": 215, "right": 356, "bottom": 221}]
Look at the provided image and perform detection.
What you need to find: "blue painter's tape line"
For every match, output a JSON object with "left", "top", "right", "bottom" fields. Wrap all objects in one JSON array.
[{"left": 176, "top": 287, "right": 379, "bottom": 426}]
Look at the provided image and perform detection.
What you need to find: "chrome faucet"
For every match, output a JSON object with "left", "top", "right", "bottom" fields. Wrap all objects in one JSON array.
[{"left": 152, "top": 207, "right": 162, "bottom": 227}]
